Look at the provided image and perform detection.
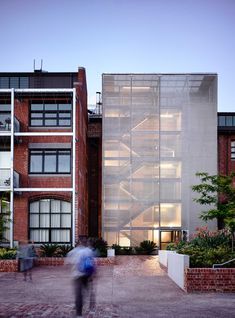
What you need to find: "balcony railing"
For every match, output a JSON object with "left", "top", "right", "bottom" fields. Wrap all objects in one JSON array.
[
  {"left": 14, "top": 117, "right": 20, "bottom": 132},
  {"left": 0, "top": 117, "right": 11, "bottom": 132},
  {"left": 0, "top": 168, "right": 10, "bottom": 188},
  {"left": 0, "top": 169, "right": 20, "bottom": 188},
  {"left": 13, "top": 170, "right": 19, "bottom": 188}
]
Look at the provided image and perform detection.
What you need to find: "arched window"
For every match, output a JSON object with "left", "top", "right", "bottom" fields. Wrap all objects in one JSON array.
[{"left": 29, "top": 199, "right": 71, "bottom": 243}]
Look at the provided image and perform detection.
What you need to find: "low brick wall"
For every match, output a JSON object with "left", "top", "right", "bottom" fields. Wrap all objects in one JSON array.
[
  {"left": 0, "top": 257, "right": 116, "bottom": 272},
  {"left": 35, "top": 257, "right": 65, "bottom": 266},
  {"left": 95, "top": 257, "right": 116, "bottom": 266},
  {"left": 0, "top": 259, "right": 18, "bottom": 272},
  {"left": 35, "top": 257, "right": 116, "bottom": 267},
  {"left": 185, "top": 268, "right": 235, "bottom": 292}
]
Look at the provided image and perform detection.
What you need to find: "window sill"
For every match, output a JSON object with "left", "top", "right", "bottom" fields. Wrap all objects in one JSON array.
[
  {"left": 28, "top": 174, "right": 71, "bottom": 177},
  {"left": 29, "top": 126, "right": 72, "bottom": 130}
]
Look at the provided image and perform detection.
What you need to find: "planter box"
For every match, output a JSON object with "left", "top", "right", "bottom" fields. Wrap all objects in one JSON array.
[
  {"left": 35, "top": 257, "right": 65, "bottom": 266},
  {"left": 36, "top": 256, "right": 116, "bottom": 267},
  {"left": 185, "top": 268, "right": 235, "bottom": 293},
  {"left": 158, "top": 250, "right": 176, "bottom": 268},
  {"left": 0, "top": 259, "right": 18, "bottom": 272}
]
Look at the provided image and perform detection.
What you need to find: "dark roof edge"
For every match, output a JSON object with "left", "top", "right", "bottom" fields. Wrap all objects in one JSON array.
[{"left": 102, "top": 73, "right": 218, "bottom": 76}]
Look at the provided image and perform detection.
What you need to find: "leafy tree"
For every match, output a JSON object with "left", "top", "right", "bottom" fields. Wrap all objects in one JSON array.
[
  {"left": 0, "top": 193, "right": 11, "bottom": 242},
  {"left": 192, "top": 172, "right": 235, "bottom": 251}
]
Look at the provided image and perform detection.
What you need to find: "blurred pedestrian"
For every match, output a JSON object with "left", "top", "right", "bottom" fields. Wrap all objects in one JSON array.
[
  {"left": 66, "top": 236, "right": 96, "bottom": 318},
  {"left": 17, "top": 240, "right": 37, "bottom": 281}
]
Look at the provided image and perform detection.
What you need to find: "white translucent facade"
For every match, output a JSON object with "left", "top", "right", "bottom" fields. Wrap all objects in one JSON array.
[{"left": 102, "top": 74, "right": 217, "bottom": 248}]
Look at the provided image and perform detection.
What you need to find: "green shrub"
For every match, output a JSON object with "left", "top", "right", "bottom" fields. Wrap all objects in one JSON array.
[
  {"left": 89, "top": 237, "right": 108, "bottom": 257},
  {"left": 111, "top": 244, "right": 134, "bottom": 255},
  {"left": 0, "top": 248, "right": 17, "bottom": 260},
  {"left": 177, "top": 244, "right": 235, "bottom": 268},
  {"left": 166, "top": 240, "right": 187, "bottom": 251},
  {"left": 112, "top": 244, "right": 122, "bottom": 255},
  {"left": 39, "top": 243, "right": 59, "bottom": 257},
  {"left": 190, "top": 227, "right": 231, "bottom": 249},
  {"left": 57, "top": 244, "right": 73, "bottom": 257},
  {"left": 122, "top": 247, "right": 134, "bottom": 255},
  {"left": 136, "top": 240, "right": 157, "bottom": 255}
]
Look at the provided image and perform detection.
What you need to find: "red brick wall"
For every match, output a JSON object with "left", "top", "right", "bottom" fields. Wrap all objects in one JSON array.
[
  {"left": 185, "top": 268, "right": 235, "bottom": 292},
  {"left": 218, "top": 134, "right": 235, "bottom": 175},
  {"left": 12, "top": 67, "right": 88, "bottom": 244}
]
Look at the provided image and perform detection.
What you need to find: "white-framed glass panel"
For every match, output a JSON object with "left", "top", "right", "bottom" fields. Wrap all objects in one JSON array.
[{"left": 160, "top": 203, "right": 181, "bottom": 227}]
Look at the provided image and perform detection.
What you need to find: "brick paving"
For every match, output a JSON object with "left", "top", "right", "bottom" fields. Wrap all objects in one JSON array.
[{"left": 0, "top": 256, "right": 235, "bottom": 317}]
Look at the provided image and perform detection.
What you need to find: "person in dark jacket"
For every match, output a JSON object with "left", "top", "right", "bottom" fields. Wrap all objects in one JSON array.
[{"left": 17, "top": 240, "right": 37, "bottom": 281}]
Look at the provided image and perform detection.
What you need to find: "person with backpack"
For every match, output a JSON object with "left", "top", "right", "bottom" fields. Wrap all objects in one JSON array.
[{"left": 66, "top": 236, "right": 96, "bottom": 318}]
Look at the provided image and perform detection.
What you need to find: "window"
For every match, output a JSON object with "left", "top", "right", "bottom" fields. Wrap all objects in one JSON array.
[
  {"left": 231, "top": 141, "right": 235, "bottom": 160},
  {"left": 30, "top": 102, "right": 72, "bottom": 127},
  {"left": 0, "top": 104, "right": 11, "bottom": 131},
  {"left": 29, "top": 199, "right": 71, "bottom": 243},
  {"left": 0, "top": 77, "right": 29, "bottom": 88},
  {"left": 218, "top": 115, "right": 235, "bottom": 127},
  {"left": 29, "top": 149, "right": 71, "bottom": 174}
]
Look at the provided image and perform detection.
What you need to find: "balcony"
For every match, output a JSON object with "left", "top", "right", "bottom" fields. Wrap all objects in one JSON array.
[
  {"left": 0, "top": 168, "right": 10, "bottom": 188},
  {"left": 0, "top": 169, "right": 20, "bottom": 189},
  {"left": 0, "top": 117, "right": 11, "bottom": 132},
  {"left": 0, "top": 117, "right": 20, "bottom": 133}
]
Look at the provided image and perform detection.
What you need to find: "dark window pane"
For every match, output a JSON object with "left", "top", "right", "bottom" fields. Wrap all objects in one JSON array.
[
  {"left": 45, "top": 104, "right": 57, "bottom": 111},
  {"left": 226, "top": 116, "right": 232, "bottom": 126},
  {"left": 31, "top": 119, "right": 43, "bottom": 126},
  {"left": 30, "top": 155, "right": 43, "bottom": 172},
  {"left": 44, "top": 150, "right": 56, "bottom": 155},
  {"left": 59, "top": 112, "right": 71, "bottom": 118},
  {"left": 31, "top": 150, "right": 43, "bottom": 155},
  {"left": 59, "top": 104, "right": 71, "bottom": 111},
  {"left": 0, "top": 105, "right": 11, "bottom": 111},
  {"left": 218, "top": 116, "right": 225, "bottom": 126},
  {"left": 19, "top": 77, "right": 29, "bottom": 88},
  {"left": 45, "top": 113, "right": 57, "bottom": 118},
  {"left": 59, "top": 119, "right": 71, "bottom": 126},
  {"left": 58, "top": 154, "right": 70, "bottom": 173},
  {"left": 0, "top": 77, "right": 9, "bottom": 88},
  {"left": 44, "top": 154, "right": 57, "bottom": 172},
  {"left": 10, "top": 77, "right": 19, "bottom": 88},
  {"left": 31, "top": 104, "right": 43, "bottom": 111},
  {"left": 31, "top": 112, "right": 43, "bottom": 118},
  {"left": 45, "top": 119, "right": 57, "bottom": 126}
]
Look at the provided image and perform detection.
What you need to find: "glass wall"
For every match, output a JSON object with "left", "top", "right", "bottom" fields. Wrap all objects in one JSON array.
[{"left": 102, "top": 74, "right": 217, "bottom": 248}]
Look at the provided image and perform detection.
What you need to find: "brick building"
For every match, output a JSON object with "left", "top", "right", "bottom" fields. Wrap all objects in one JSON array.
[
  {"left": 218, "top": 112, "right": 235, "bottom": 176},
  {"left": 0, "top": 68, "right": 88, "bottom": 247}
]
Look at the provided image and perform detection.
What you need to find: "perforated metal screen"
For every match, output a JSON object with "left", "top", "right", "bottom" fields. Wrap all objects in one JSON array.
[{"left": 102, "top": 74, "right": 217, "bottom": 247}]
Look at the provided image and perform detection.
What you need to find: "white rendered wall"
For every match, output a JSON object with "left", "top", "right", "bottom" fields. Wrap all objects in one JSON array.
[
  {"left": 168, "top": 252, "right": 189, "bottom": 290},
  {"left": 158, "top": 250, "right": 176, "bottom": 267}
]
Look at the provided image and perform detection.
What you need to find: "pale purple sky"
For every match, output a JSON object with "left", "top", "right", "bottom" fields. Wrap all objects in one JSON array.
[{"left": 1, "top": 0, "right": 235, "bottom": 111}]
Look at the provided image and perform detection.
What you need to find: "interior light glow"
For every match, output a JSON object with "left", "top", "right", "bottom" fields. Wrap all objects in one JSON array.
[
  {"left": 122, "top": 86, "right": 151, "bottom": 90},
  {"left": 160, "top": 114, "right": 174, "bottom": 118}
]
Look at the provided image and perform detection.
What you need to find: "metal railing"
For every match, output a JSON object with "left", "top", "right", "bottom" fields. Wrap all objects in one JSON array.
[
  {"left": 213, "top": 258, "right": 235, "bottom": 268},
  {"left": 0, "top": 168, "right": 10, "bottom": 187},
  {"left": 0, "top": 117, "right": 11, "bottom": 131},
  {"left": 0, "top": 169, "right": 20, "bottom": 188}
]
